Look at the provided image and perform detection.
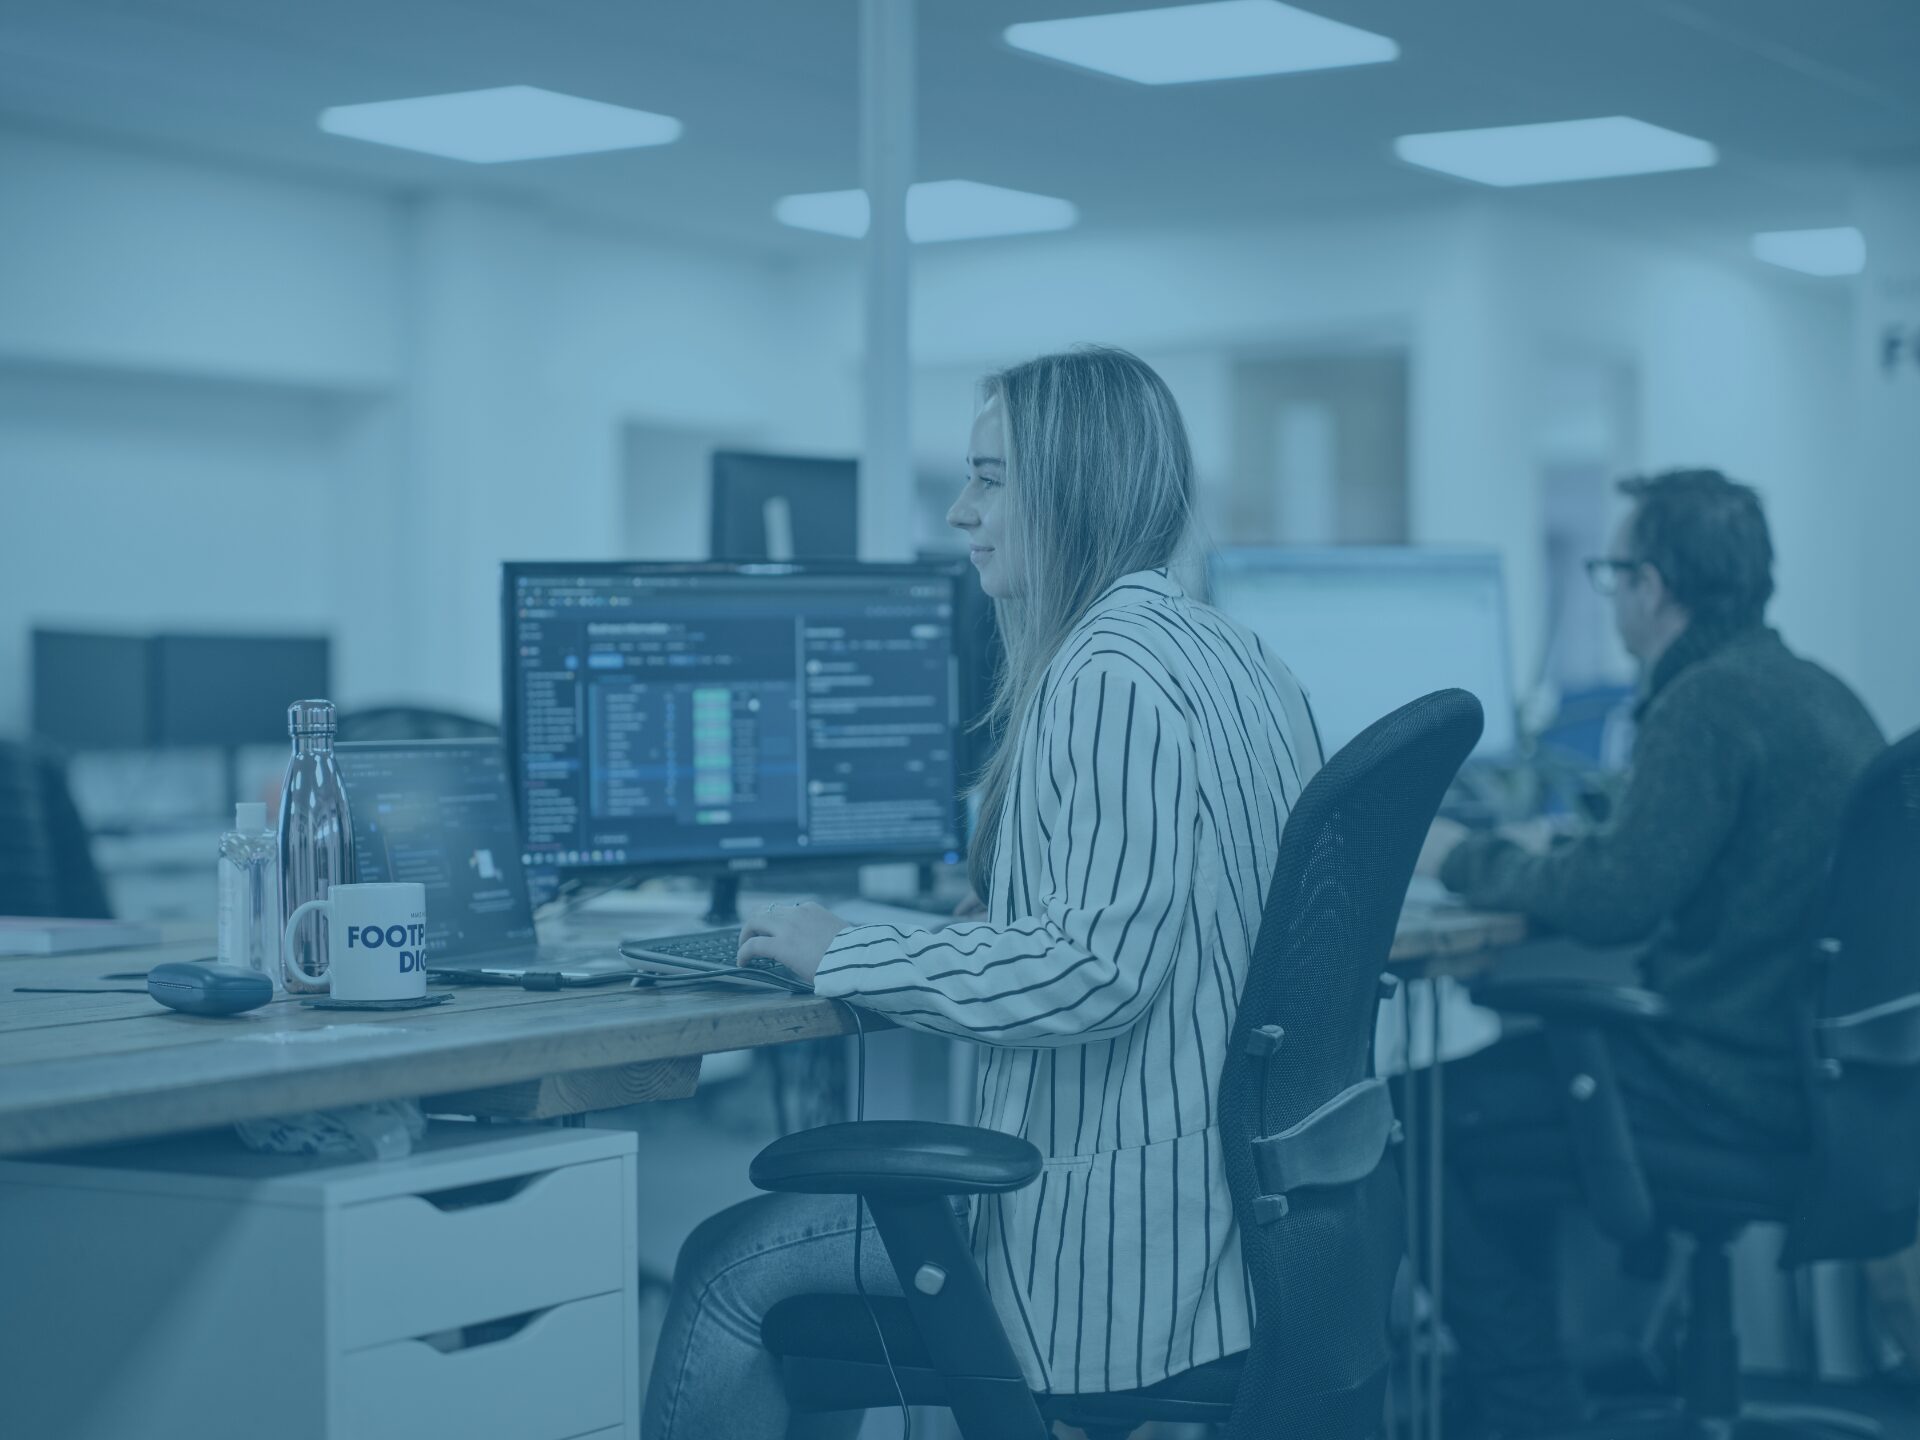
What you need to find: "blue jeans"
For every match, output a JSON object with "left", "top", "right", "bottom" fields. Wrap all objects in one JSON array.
[{"left": 642, "top": 1191, "right": 904, "bottom": 1440}]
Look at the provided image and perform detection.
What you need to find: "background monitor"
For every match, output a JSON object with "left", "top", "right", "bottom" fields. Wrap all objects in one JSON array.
[
  {"left": 31, "top": 628, "right": 330, "bottom": 750},
  {"left": 31, "top": 629, "right": 155, "bottom": 749},
  {"left": 149, "top": 633, "right": 331, "bottom": 747},
  {"left": 709, "top": 450, "right": 858, "bottom": 561},
  {"left": 1208, "top": 547, "right": 1519, "bottom": 760},
  {"left": 502, "top": 561, "right": 965, "bottom": 888}
]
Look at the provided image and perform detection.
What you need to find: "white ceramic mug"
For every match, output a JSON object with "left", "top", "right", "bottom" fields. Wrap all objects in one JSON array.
[{"left": 282, "top": 882, "right": 429, "bottom": 1001}]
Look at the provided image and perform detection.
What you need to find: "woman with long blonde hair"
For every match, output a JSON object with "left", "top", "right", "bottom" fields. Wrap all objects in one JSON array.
[{"left": 644, "top": 345, "right": 1320, "bottom": 1438}]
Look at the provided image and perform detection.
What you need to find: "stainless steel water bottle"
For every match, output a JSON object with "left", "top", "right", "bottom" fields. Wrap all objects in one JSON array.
[{"left": 277, "top": 699, "right": 355, "bottom": 995}]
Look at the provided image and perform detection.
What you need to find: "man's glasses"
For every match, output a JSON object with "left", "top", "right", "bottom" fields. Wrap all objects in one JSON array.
[{"left": 1584, "top": 557, "right": 1642, "bottom": 596}]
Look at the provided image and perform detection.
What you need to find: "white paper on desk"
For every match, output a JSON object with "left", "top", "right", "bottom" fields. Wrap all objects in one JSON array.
[{"left": 1373, "top": 976, "right": 1501, "bottom": 1075}]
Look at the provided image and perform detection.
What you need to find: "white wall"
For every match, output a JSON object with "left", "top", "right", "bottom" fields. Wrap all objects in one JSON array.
[
  {"left": 0, "top": 128, "right": 819, "bottom": 733},
  {"left": 1852, "top": 163, "right": 1920, "bottom": 737},
  {"left": 0, "top": 129, "right": 404, "bottom": 388}
]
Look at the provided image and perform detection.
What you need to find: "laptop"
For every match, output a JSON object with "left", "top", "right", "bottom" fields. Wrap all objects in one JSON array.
[{"left": 335, "top": 739, "right": 636, "bottom": 987}]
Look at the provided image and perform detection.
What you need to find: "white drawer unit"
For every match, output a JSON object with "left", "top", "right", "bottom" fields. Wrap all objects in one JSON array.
[
  {"left": 339, "top": 1293, "right": 629, "bottom": 1440},
  {"left": 0, "top": 1126, "right": 639, "bottom": 1440}
]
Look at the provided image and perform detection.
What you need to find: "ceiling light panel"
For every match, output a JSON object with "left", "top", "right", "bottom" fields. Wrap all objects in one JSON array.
[
  {"left": 319, "top": 85, "right": 682, "bottom": 163},
  {"left": 1393, "top": 116, "right": 1717, "bottom": 187},
  {"left": 1003, "top": 0, "right": 1397, "bottom": 85},
  {"left": 774, "top": 180, "right": 1079, "bottom": 243},
  {"left": 1750, "top": 227, "right": 1866, "bottom": 277}
]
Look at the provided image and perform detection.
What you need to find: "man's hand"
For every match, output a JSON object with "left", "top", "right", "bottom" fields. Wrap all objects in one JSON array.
[
  {"left": 737, "top": 901, "right": 849, "bottom": 985},
  {"left": 1497, "top": 814, "right": 1580, "bottom": 856},
  {"left": 1415, "top": 817, "right": 1470, "bottom": 881}
]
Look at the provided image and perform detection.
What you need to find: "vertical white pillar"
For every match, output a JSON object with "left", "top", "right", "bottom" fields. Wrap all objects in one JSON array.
[
  {"left": 1409, "top": 209, "right": 1544, "bottom": 704},
  {"left": 1853, "top": 164, "right": 1920, "bottom": 736},
  {"left": 860, "top": 0, "right": 915, "bottom": 561},
  {"left": 403, "top": 196, "right": 573, "bottom": 717}
]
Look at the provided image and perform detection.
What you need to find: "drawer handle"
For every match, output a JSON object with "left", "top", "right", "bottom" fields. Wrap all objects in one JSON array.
[
  {"left": 414, "top": 1172, "right": 546, "bottom": 1213},
  {"left": 418, "top": 1304, "right": 554, "bottom": 1355}
]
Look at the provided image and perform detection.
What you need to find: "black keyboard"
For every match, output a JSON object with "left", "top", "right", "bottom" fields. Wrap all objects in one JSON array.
[
  {"left": 632, "top": 928, "right": 744, "bottom": 964},
  {"left": 620, "top": 929, "right": 812, "bottom": 992}
]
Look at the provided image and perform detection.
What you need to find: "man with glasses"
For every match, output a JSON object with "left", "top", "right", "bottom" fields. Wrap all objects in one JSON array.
[{"left": 1417, "top": 468, "right": 1883, "bottom": 1436}]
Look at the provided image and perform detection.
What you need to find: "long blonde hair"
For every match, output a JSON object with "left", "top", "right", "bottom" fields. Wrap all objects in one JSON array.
[{"left": 969, "top": 345, "right": 1196, "bottom": 897}]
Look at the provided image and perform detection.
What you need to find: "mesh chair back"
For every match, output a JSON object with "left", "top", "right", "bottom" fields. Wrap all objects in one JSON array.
[
  {"left": 1786, "top": 727, "right": 1920, "bottom": 1265},
  {"left": 0, "top": 742, "right": 112, "bottom": 919},
  {"left": 1219, "top": 690, "right": 1483, "bottom": 1440}
]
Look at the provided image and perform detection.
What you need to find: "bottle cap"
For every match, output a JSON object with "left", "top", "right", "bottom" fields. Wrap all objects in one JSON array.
[
  {"left": 235, "top": 802, "right": 268, "bottom": 832},
  {"left": 287, "top": 699, "right": 337, "bottom": 736}
]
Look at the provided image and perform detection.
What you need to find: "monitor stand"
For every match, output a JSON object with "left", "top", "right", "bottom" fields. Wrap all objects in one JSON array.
[{"left": 705, "top": 875, "right": 742, "bottom": 928}]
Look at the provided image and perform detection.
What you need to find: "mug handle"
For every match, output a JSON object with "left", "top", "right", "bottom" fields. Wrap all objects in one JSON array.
[{"left": 283, "top": 899, "right": 333, "bottom": 990}]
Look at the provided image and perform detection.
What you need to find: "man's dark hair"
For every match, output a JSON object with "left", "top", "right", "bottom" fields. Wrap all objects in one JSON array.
[{"left": 1617, "top": 468, "right": 1775, "bottom": 631}]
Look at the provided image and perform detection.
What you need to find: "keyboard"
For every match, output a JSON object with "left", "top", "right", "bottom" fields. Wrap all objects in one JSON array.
[
  {"left": 620, "top": 929, "right": 812, "bottom": 993},
  {"left": 633, "top": 928, "right": 744, "bottom": 964}
]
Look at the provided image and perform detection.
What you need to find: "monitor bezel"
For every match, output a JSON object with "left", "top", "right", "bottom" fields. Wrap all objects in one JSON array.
[
  {"left": 1204, "top": 544, "right": 1520, "bottom": 761},
  {"left": 500, "top": 558, "right": 971, "bottom": 885}
]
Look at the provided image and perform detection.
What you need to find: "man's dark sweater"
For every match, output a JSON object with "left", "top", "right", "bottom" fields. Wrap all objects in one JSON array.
[{"left": 1442, "top": 624, "right": 1884, "bottom": 1147}]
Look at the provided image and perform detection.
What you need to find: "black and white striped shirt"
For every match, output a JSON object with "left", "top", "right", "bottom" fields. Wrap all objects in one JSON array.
[{"left": 815, "top": 567, "right": 1321, "bottom": 1394}]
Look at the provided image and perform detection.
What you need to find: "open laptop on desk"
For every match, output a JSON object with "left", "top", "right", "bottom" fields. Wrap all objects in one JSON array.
[{"left": 335, "top": 740, "right": 636, "bottom": 987}]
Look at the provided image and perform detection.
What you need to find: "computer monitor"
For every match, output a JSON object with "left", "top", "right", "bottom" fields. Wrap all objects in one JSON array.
[
  {"left": 31, "top": 629, "right": 154, "bottom": 749},
  {"left": 1207, "top": 547, "right": 1518, "bottom": 760},
  {"left": 502, "top": 561, "right": 965, "bottom": 918},
  {"left": 149, "top": 633, "right": 331, "bottom": 747},
  {"left": 335, "top": 739, "right": 540, "bottom": 965},
  {"left": 30, "top": 628, "right": 331, "bottom": 751},
  {"left": 709, "top": 451, "right": 858, "bottom": 561}
]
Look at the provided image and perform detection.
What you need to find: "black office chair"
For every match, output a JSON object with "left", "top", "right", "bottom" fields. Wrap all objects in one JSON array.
[
  {"left": 1471, "top": 727, "right": 1920, "bottom": 1438},
  {"left": 333, "top": 705, "right": 498, "bottom": 743},
  {"left": 0, "top": 741, "right": 112, "bottom": 919},
  {"left": 747, "top": 689, "right": 1487, "bottom": 1440}
]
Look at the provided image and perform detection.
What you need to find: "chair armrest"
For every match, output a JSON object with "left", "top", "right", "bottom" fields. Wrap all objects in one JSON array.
[
  {"left": 1471, "top": 977, "right": 1670, "bottom": 1027},
  {"left": 751, "top": 1121, "right": 1043, "bottom": 1200}
]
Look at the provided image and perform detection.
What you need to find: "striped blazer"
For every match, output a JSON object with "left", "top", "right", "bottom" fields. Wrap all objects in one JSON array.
[{"left": 814, "top": 566, "right": 1321, "bottom": 1395}]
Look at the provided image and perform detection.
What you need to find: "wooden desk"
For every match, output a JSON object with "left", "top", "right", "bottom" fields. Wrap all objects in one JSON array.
[
  {"left": 1391, "top": 904, "right": 1526, "bottom": 974},
  {"left": 0, "top": 904, "right": 1524, "bottom": 1158}
]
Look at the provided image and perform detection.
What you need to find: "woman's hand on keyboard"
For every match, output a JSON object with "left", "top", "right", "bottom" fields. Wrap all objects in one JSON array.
[{"left": 736, "top": 902, "right": 849, "bottom": 985}]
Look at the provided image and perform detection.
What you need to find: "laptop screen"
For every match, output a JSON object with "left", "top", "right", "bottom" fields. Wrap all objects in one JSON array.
[{"left": 335, "top": 740, "right": 539, "bottom": 964}]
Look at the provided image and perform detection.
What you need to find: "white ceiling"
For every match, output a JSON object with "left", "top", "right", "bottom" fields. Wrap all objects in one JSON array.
[{"left": 0, "top": 0, "right": 1915, "bottom": 260}]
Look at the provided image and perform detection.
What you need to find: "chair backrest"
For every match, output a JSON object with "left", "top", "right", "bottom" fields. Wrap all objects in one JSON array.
[
  {"left": 0, "top": 741, "right": 112, "bottom": 919},
  {"left": 1218, "top": 690, "right": 1483, "bottom": 1440},
  {"left": 1785, "top": 726, "right": 1920, "bottom": 1266}
]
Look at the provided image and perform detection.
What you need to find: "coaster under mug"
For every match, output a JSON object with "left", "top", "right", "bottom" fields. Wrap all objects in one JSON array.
[{"left": 300, "top": 993, "right": 454, "bottom": 1012}]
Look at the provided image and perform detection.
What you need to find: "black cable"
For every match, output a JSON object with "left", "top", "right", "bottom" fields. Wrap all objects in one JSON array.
[
  {"left": 837, "top": 999, "right": 912, "bottom": 1440},
  {"left": 537, "top": 872, "right": 642, "bottom": 924}
]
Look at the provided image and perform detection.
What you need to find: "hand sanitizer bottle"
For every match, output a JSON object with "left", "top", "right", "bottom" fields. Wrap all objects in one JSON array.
[{"left": 218, "top": 801, "right": 282, "bottom": 993}]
